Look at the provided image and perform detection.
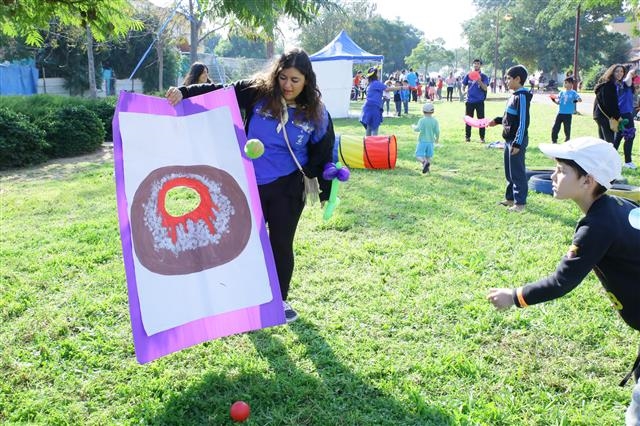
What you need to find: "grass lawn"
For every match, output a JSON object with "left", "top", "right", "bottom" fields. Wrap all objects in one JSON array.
[{"left": 1, "top": 96, "right": 639, "bottom": 425}]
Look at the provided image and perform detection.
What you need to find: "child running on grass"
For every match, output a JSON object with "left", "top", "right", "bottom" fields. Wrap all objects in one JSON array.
[
  {"left": 486, "top": 137, "right": 640, "bottom": 425},
  {"left": 412, "top": 102, "right": 439, "bottom": 173},
  {"left": 488, "top": 65, "right": 532, "bottom": 213}
]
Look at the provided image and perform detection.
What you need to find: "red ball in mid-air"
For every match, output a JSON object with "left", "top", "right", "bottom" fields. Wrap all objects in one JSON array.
[{"left": 230, "top": 401, "right": 250, "bottom": 422}]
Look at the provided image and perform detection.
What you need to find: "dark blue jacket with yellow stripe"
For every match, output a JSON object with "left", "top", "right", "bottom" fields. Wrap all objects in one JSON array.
[{"left": 493, "top": 88, "right": 532, "bottom": 146}]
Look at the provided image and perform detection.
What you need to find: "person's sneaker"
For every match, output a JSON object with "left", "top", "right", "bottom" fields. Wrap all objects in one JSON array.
[
  {"left": 422, "top": 162, "right": 430, "bottom": 174},
  {"left": 507, "top": 204, "right": 525, "bottom": 213},
  {"left": 623, "top": 162, "right": 637, "bottom": 169},
  {"left": 282, "top": 301, "right": 298, "bottom": 323},
  {"left": 480, "top": 139, "right": 485, "bottom": 144},
  {"left": 465, "top": 138, "right": 471, "bottom": 143},
  {"left": 497, "top": 200, "right": 514, "bottom": 207}
]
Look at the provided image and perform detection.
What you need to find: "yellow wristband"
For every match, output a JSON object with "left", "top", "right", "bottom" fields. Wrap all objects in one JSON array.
[{"left": 516, "top": 287, "right": 528, "bottom": 308}]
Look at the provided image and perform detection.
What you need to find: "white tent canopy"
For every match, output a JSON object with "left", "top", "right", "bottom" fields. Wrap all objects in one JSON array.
[{"left": 310, "top": 30, "right": 384, "bottom": 118}]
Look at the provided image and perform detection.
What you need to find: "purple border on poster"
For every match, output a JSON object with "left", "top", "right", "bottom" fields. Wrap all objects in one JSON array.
[{"left": 112, "top": 90, "right": 284, "bottom": 364}]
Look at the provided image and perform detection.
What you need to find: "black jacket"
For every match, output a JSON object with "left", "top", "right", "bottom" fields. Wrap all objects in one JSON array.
[
  {"left": 593, "top": 80, "right": 621, "bottom": 121},
  {"left": 514, "top": 196, "right": 640, "bottom": 330},
  {"left": 178, "top": 80, "right": 335, "bottom": 201}
]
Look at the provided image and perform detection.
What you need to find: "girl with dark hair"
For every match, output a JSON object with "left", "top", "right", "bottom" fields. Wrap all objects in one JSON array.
[
  {"left": 166, "top": 48, "right": 335, "bottom": 323},
  {"left": 593, "top": 64, "right": 624, "bottom": 144},
  {"left": 182, "top": 62, "right": 211, "bottom": 85}
]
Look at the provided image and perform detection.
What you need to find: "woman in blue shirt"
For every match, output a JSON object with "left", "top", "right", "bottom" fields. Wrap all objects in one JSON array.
[
  {"left": 166, "top": 48, "right": 335, "bottom": 323},
  {"left": 360, "top": 67, "right": 393, "bottom": 136}
]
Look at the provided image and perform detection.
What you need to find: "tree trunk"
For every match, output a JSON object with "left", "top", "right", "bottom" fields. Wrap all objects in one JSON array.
[
  {"left": 86, "top": 25, "right": 97, "bottom": 99},
  {"left": 266, "top": 40, "right": 274, "bottom": 59},
  {"left": 188, "top": 0, "right": 201, "bottom": 64},
  {"left": 157, "top": 38, "right": 164, "bottom": 92}
]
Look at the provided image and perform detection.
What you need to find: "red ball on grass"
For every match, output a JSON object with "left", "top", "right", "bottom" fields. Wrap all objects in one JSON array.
[{"left": 230, "top": 400, "right": 250, "bottom": 422}]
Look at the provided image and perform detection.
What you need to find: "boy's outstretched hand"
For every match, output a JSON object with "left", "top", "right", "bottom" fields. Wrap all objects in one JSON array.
[{"left": 487, "top": 288, "right": 515, "bottom": 310}]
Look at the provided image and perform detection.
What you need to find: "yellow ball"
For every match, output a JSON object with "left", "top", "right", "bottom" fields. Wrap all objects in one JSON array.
[{"left": 244, "top": 139, "right": 264, "bottom": 159}]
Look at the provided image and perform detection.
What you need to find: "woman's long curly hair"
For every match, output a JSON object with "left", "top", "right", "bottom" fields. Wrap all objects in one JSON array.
[
  {"left": 595, "top": 63, "right": 625, "bottom": 91},
  {"left": 251, "top": 48, "right": 324, "bottom": 125}
]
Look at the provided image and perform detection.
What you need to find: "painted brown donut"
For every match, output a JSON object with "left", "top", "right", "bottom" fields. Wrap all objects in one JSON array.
[{"left": 130, "top": 165, "right": 251, "bottom": 275}]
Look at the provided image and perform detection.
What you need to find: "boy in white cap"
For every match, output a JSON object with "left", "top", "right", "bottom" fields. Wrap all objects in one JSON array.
[
  {"left": 412, "top": 102, "right": 439, "bottom": 173},
  {"left": 487, "top": 137, "right": 640, "bottom": 424}
]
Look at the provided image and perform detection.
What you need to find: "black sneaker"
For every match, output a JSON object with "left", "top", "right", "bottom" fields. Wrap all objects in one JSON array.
[
  {"left": 283, "top": 301, "right": 298, "bottom": 323},
  {"left": 422, "top": 162, "right": 430, "bottom": 174},
  {"left": 465, "top": 138, "right": 471, "bottom": 143}
]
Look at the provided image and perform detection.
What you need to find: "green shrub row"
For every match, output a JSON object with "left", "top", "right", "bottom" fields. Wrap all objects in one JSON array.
[{"left": 0, "top": 95, "right": 115, "bottom": 170}]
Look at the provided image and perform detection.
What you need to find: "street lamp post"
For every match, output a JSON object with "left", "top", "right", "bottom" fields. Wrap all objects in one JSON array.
[
  {"left": 493, "top": 12, "right": 500, "bottom": 93},
  {"left": 494, "top": 12, "right": 512, "bottom": 93},
  {"left": 573, "top": 3, "right": 581, "bottom": 91}
]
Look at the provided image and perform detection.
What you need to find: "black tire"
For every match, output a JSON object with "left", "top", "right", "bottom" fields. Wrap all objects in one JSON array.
[
  {"left": 528, "top": 172, "right": 553, "bottom": 195},
  {"left": 526, "top": 168, "right": 554, "bottom": 180}
]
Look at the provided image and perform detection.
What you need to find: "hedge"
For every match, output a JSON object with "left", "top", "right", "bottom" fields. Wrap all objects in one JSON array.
[{"left": 0, "top": 107, "right": 48, "bottom": 170}]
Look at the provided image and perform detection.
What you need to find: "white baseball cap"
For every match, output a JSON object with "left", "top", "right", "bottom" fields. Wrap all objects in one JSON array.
[
  {"left": 422, "top": 103, "right": 434, "bottom": 113},
  {"left": 538, "top": 137, "right": 622, "bottom": 189}
]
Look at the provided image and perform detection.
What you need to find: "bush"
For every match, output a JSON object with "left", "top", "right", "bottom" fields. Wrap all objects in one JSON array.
[
  {"left": 0, "top": 95, "right": 116, "bottom": 142},
  {"left": 582, "top": 63, "right": 606, "bottom": 91},
  {"left": 0, "top": 107, "right": 48, "bottom": 170},
  {"left": 41, "top": 105, "right": 105, "bottom": 158},
  {"left": 78, "top": 97, "right": 117, "bottom": 142}
]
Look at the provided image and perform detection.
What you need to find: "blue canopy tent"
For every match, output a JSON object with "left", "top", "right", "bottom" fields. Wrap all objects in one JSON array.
[{"left": 310, "top": 30, "right": 383, "bottom": 118}]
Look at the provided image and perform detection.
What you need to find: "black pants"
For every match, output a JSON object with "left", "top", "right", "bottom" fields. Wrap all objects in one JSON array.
[
  {"left": 596, "top": 116, "right": 616, "bottom": 144},
  {"left": 446, "top": 87, "right": 454, "bottom": 102},
  {"left": 551, "top": 113, "right": 572, "bottom": 143},
  {"left": 258, "top": 171, "right": 305, "bottom": 301},
  {"left": 614, "top": 112, "right": 635, "bottom": 163},
  {"left": 465, "top": 101, "right": 485, "bottom": 140}
]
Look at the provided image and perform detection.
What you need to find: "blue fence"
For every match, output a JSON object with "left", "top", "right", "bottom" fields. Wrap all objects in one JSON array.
[{"left": 0, "top": 63, "right": 39, "bottom": 95}]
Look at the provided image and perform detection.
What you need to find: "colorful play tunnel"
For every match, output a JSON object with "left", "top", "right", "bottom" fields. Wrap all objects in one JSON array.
[{"left": 333, "top": 135, "right": 397, "bottom": 169}]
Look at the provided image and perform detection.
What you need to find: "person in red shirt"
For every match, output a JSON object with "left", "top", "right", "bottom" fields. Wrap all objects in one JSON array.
[{"left": 353, "top": 70, "right": 362, "bottom": 101}]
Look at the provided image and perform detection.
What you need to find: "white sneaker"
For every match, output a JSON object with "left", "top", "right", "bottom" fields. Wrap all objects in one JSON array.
[
  {"left": 623, "top": 162, "right": 637, "bottom": 169},
  {"left": 282, "top": 301, "right": 298, "bottom": 323}
]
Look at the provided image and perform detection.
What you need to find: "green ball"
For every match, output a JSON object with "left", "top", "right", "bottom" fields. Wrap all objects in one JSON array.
[{"left": 244, "top": 139, "right": 264, "bottom": 159}]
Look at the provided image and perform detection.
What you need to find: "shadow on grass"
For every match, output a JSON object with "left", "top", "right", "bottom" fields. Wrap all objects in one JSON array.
[{"left": 145, "top": 320, "right": 454, "bottom": 425}]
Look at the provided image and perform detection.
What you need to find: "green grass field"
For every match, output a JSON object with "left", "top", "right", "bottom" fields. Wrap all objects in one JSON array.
[{"left": 1, "top": 96, "right": 639, "bottom": 425}]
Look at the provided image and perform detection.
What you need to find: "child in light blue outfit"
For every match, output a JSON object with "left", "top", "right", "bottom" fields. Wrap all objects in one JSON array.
[
  {"left": 550, "top": 77, "right": 581, "bottom": 143},
  {"left": 400, "top": 81, "right": 411, "bottom": 115},
  {"left": 413, "top": 102, "right": 440, "bottom": 173}
]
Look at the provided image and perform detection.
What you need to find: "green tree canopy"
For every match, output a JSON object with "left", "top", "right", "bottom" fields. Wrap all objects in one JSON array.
[
  {"left": 405, "top": 38, "right": 453, "bottom": 75},
  {"left": 297, "top": 1, "right": 422, "bottom": 73},
  {"left": 214, "top": 34, "right": 267, "bottom": 58},
  {"left": 0, "top": 0, "right": 143, "bottom": 46},
  {"left": 463, "top": 0, "right": 631, "bottom": 78}
]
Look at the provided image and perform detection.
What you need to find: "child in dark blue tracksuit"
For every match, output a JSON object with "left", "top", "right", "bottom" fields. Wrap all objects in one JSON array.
[{"left": 489, "top": 65, "right": 532, "bottom": 212}]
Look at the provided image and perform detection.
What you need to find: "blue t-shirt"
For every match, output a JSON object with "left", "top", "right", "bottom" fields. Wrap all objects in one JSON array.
[
  {"left": 617, "top": 83, "right": 634, "bottom": 114},
  {"left": 462, "top": 72, "right": 489, "bottom": 103},
  {"left": 365, "top": 80, "right": 386, "bottom": 109},
  {"left": 556, "top": 89, "right": 581, "bottom": 114},
  {"left": 247, "top": 100, "right": 328, "bottom": 185},
  {"left": 406, "top": 72, "right": 418, "bottom": 87}
]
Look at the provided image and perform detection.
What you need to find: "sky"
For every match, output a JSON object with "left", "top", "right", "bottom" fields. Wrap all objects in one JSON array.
[
  {"left": 372, "top": 0, "right": 477, "bottom": 49},
  {"left": 148, "top": 0, "right": 478, "bottom": 49}
]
